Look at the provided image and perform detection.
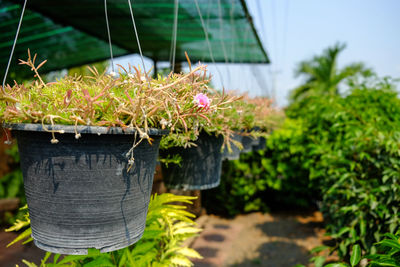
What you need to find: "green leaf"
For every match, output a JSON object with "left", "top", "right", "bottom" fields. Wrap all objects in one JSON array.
[
  {"left": 58, "top": 254, "right": 93, "bottom": 264},
  {"left": 169, "top": 255, "right": 193, "bottom": 267},
  {"left": 82, "top": 256, "right": 114, "bottom": 267},
  {"left": 350, "top": 244, "right": 361, "bottom": 267},
  {"left": 377, "top": 239, "right": 400, "bottom": 251},
  {"left": 40, "top": 252, "right": 52, "bottom": 266},
  {"left": 21, "top": 260, "right": 38, "bottom": 267},
  {"left": 7, "top": 228, "right": 32, "bottom": 247},
  {"left": 310, "top": 245, "right": 330, "bottom": 254},
  {"left": 177, "top": 247, "right": 203, "bottom": 259},
  {"left": 5, "top": 218, "right": 31, "bottom": 232},
  {"left": 310, "top": 256, "right": 326, "bottom": 267}
]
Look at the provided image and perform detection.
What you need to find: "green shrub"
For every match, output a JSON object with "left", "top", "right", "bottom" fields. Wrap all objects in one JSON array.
[
  {"left": 305, "top": 231, "right": 400, "bottom": 267},
  {"left": 203, "top": 118, "right": 317, "bottom": 217},
  {"left": 7, "top": 193, "right": 202, "bottom": 267},
  {"left": 287, "top": 77, "right": 400, "bottom": 258},
  {"left": 367, "top": 232, "right": 400, "bottom": 267},
  {"left": 0, "top": 143, "right": 26, "bottom": 225}
]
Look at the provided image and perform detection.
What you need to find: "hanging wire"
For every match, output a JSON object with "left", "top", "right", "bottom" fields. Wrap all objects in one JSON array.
[
  {"left": 193, "top": 0, "right": 224, "bottom": 88},
  {"left": 217, "top": 0, "right": 232, "bottom": 88},
  {"left": 217, "top": 0, "right": 228, "bottom": 64},
  {"left": 203, "top": 0, "right": 212, "bottom": 63},
  {"left": 2, "top": 0, "right": 28, "bottom": 92},
  {"left": 104, "top": 0, "right": 115, "bottom": 73},
  {"left": 127, "top": 0, "right": 151, "bottom": 87},
  {"left": 229, "top": 0, "right": 236, "bottom": 62},
  {"left": 168, "top": 0, "right": 179, "bottom": 72},
  {"left": 255, "top": 0, "right": 273, "bottom": 97}
]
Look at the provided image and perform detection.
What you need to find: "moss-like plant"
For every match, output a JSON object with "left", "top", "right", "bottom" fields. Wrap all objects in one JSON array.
[
  {"left": 246, "top": 96, "right": 283, "bottom": 132},
  {"left": 0, "top": 51, "right": 234, "bottom": 146}
]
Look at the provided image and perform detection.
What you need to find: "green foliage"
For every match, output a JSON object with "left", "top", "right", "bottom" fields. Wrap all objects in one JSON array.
[
  {"left": 0, "top": 145, "right": 23, "bottom": 199},
  {"left": 287, "top": 44, "right": 400, "bottom": 264},
  {"left": 308, "top": 232, "right": 400, "bottom": 267},
  {"left": 0, "top": 143, "right": 26, "bottom": 225},
  {"left": 203, "top": 153, "right": 270, "bottom": 217},
  {"left": 290, "top": 42, "right": 370, "bottom": 102},
  {"left": 203, "top": 118, "right": 316, "bottom": 217},
  {"left": 7, "top": 193, "right": 202, "bottom": 267},
  {"left": 367, "top": 232, "right": 400, "bottom": 267},
  {"left": 291, "top": 80, "right": 400, "bottom": 258}
]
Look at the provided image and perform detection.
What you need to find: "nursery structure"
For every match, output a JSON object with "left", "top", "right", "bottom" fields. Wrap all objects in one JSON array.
[
  {"left": 0, "top": 0, "right": 271, "bottom": 259},
  {"left": 0, "top": 0, "right": 269, "bottom": 78}
]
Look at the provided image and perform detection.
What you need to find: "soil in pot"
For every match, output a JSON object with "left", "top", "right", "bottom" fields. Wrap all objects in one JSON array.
[
  {"left": 160, "top": 132, "right": 224, "bottom": 190},
  {"left": 10, "top": 123, "right": 166, "bottom": 255}
]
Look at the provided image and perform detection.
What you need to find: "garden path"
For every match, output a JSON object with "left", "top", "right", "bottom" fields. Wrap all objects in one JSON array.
[
  {"left": 0, "top": 211, "right": 333, "bottom": 266},
  {"left": 190, "top": 211, "right": 333, "bottom": 267}
]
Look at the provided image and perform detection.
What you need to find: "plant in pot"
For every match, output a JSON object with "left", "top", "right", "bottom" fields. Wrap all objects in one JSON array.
[
  {"left": 159, "top": 85, "right": 262, "bottom": 190},
  {"left": 0, "top": 51, "right": 214, "bottom": 255},
  {"left": 218, "top": 95, "right": 257, "bottom": 159},
  {"left": 245, "top": 96, "right": 279, "bottom": 151}
]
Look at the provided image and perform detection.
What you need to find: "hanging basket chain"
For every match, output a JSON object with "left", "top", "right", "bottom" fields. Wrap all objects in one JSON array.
[
  {"left": 2, "top": 0, "right": 28, "bottom": 93},
  {"left": 104, "top": 0, "right": 115, "bottom": 73}
]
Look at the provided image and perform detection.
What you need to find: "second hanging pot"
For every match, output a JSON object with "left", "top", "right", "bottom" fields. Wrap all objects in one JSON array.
[
  {"left": 221, "top": 132, "right": 242, "bottom": 160},
  {"left": 160, "top": 132, "right": 224, "bottom": 190}
]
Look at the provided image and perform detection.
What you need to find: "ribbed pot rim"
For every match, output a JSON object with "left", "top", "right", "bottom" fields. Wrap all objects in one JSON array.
[{"left": 4, "top": 122, "right": 169, "bottom": 136}]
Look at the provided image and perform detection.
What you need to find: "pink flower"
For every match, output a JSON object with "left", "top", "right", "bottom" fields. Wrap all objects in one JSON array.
[{"left": 194, "top": 93, "right": 210, "bottom": 109}]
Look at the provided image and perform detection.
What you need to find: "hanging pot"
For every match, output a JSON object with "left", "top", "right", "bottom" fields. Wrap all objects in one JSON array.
[
  {"left": 7, "top": 123, "right": 167, "bottom": 255},
  {"left": 252, "top": 136, "right": 267, "bottom": 151},
  {"left": 221, "top": 132, "right": 242, "bottom": 160},
  {"left": 241, "top": 134, "right": 255, "bottom": 153},
  {"left": 160, "top": 132, "right": 224, "bottom": 190}
]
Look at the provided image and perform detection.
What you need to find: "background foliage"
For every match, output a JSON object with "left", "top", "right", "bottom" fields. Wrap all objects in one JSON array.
[{"left": 204, "top": 44, "right": 400, "bottom": 263}]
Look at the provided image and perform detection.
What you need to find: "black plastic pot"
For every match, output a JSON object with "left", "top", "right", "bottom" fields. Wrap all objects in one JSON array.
[
  {"left": 252, "top": 136, "right": 266, "bottom": 151},
  {"left": 221, "top": 133, "right": 242, "bottom": 160},
  {"left": 241, "top": 135, "right": 255, "bottom": 153},
  {"left": 160, "top": 132, "right": 224, "bottom": 190},
  {"left": 8, "top": 123, "right": 167, "bottom": 255}
]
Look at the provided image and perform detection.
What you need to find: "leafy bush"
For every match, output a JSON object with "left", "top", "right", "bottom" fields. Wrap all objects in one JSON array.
[
  {"left": 305, "top": 231, "right": 400, "bottom": 267},
  {"left": 7, "top": 193, "right": 202, "bottom": 267},
  {"left": 0, "top": 143, "right": 23, "bottom": 200},
  {"left": 0, "top": 142, "right": 25, "bottom": 225},
  {"left": 206, "top": 75, "right": 400, "bottom": 263},
  {"left": 203, "top": 118, "right": 317, "bottom": 217},
  {"left": 367, "top": 232, "right": 400, "bottom": 267},
  {"left": 286, "top": 77, "right": 400, "bottom": 258}
]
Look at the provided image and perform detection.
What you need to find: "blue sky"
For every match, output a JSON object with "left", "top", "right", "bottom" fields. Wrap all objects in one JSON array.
[
  {"left": 115, "top": 0, "right": 400, "bottom": 107},
  {"left": 248, "top": 0, "right": 400, "bottom": 106}
]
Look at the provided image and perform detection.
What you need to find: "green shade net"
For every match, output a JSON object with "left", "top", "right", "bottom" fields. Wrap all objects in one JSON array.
[{"left": 1, "top": 0, "right": 269, "bottom": 80}]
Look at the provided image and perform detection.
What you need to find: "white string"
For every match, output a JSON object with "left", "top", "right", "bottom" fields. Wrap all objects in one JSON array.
[
  {"left": 169, "top": 0, "right": 179, "bottom": 72},
  {"left": 193, "top": 0, "right": 224, "bottom": 88},
  {"left": 229, "top": 0, "right": 236, "bottom": 62},
  {"left": 127, "top": 0, "right": 151, "bottom": 87},
  {"left": 217, "top": 0, "right": 228, "bottom": 64},
  {"left": 2, "top": 0, "right": 28, "bottom": 92},
  {"left": 204, "top": 0, "right": 212, "bottom": 62},
  {"left": 104, "top": 0, "right": 115, "bottom": 72},
  {"left": 217, "top": 0, "right": 231, "bottom": 88}
]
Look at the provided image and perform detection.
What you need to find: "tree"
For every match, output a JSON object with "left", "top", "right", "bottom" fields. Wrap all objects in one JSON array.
[{"left": 290, "top": 42, "right": 370, "bottom": 102}]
